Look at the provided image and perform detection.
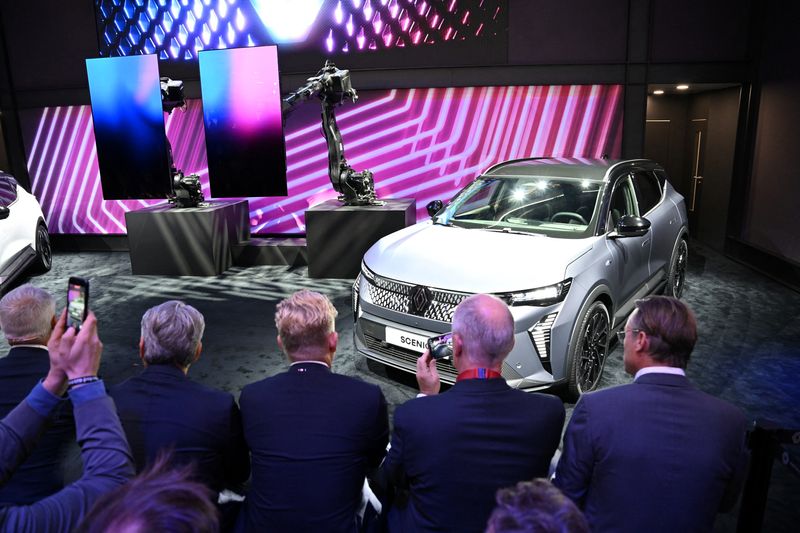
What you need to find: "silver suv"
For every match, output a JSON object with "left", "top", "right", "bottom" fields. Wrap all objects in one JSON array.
[{"left": 353, "top": 158, "right": 689, "bottom": 399}]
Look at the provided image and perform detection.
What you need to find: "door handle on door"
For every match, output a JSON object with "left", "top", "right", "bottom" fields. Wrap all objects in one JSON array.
[{"left": 690, "top": 175, "right": 703, "bottom": 212}]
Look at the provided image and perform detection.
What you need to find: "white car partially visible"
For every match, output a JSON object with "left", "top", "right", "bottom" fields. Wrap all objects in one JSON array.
[{"left": 0, "top": 172, "right": 51, "bottom": 292}]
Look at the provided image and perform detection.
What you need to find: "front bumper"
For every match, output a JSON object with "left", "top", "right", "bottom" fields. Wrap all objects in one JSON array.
[{"left": 352, "top": 273, "right": 570, "bottom": 391}]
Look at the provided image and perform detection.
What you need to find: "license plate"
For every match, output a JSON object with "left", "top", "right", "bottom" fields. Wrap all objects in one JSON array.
[{"left": 385, "top": 326, "right": 429, "bottom": 353}]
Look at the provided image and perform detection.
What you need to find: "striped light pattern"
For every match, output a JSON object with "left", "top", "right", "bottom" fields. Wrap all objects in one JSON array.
[{"left": 20, "top": 84, "right": 623, "bottom": 235}]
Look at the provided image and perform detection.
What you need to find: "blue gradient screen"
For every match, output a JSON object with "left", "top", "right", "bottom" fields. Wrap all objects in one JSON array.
[
  {"left": 199, "top": 45, "right": 287, "bottom": 198},
  {"left": 86, "top": 55, "right": 171, "bottom": 200}
]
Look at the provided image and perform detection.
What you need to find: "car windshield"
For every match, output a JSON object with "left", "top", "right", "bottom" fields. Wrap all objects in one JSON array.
[{"left": 436, "top": 175, "right": 603, "bottom": 238}]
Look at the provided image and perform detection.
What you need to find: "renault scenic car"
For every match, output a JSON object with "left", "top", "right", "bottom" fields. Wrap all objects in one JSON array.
[
  {"left": 0, "top": 172, "right": 51, "bottom": 292},
  {"left": 353, "top": 158, "right": 689, "bottom": 399}
]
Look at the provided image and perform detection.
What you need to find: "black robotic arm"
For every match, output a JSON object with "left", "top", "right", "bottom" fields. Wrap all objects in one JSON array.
[{"left": 282, "top": 61, "right": 381, "bottom": 206}]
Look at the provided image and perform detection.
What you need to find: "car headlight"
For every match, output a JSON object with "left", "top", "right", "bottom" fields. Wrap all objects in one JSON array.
[
  {"left": 361, "top": 261, "right": 376, "bottom": 283},
  {"left": 505, "top": 279, "right": 572, "bottom": 306},
  {"left": 352, "top": 273, "right": 361, "bottom": 321}
]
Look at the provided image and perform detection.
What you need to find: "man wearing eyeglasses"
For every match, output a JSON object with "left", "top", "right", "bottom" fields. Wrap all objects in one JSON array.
[{"left": 553, "top": 295, "right": 749, "bottom": 533}]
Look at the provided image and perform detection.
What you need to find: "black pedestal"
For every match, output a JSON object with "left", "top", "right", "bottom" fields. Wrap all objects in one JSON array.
[
  {"left": 125, "top": 200, "right": 249, "bottom": 276},
  {"left": 306, "top": 199, "right": 416, "bottom": 279}
]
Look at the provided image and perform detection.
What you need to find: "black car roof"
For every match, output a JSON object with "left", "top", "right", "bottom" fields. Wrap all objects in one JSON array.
[{"left": 483, "top": 157, "right": 657, "bottom": 182}]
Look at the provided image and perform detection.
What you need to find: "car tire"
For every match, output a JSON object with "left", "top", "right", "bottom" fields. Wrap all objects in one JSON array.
[
  {"left": 32, "top": 222, "right": 52, "bottom": 273},
  {"left": 665, "top": 237, "right": 688, "bottom": 298},
  {"left": 566, "top": 300, "right": 610, "bottom": 401}
]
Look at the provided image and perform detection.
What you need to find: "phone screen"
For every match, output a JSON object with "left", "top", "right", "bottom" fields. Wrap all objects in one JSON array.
[
  {"left": 427, "top": 332, "right": 453, "bottom": 360},
  {"left": 67, "top": 280, "right": 88, "bottom": 331}
]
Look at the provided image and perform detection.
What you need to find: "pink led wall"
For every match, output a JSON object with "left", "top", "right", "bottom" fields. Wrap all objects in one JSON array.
[{"left": 20, "top": 84, "right": 623, "bottom": 234}]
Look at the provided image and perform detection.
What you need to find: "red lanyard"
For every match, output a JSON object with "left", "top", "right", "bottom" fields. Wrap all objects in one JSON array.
[{"left": 456, "top": 368, "right": 503, "bottom": 381}]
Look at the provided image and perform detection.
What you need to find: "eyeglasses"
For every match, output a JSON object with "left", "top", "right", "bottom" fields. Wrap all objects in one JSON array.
[{"left": 616, "top": 328, "right": 643, "bottom": 343}]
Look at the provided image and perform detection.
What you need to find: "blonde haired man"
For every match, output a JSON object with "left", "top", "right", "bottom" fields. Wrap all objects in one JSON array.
[{"left": 239, "top": 290, "right": 389, "bottom": 533}]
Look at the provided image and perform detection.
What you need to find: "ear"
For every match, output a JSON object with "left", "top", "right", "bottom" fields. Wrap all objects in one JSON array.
[
  {"left": 277, "top": 335, "right": 284, "bottom": 352},
  {"left": 50, "top": 314, "right": 57, "bottom": 330},
  {"left": 193, "top": 342, "right": 202, "bottom": 363},
  {"left": 452, "top": 333, "right": 464, "bottom": 360},
  {"left": 633, "top": 330, "right": 650, "bottom": 354},
  {"left": 328, "top": 331, "right": 338, "bottom": 353},
  {"left": 138, "top": 338, "right": 146, "bottom": 364}
]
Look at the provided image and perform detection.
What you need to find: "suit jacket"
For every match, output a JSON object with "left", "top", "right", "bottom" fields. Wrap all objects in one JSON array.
[
  {"left": 376, "top": 377, "right": 566, "bottom": 533},
  {"left": 0, "top": 346, "right": 75, "bottom": 504},
  {"left": 0, "top": 381, "right": 134, "bottom": 533},
  {"left": 554, "top": 373, "right": 749, "bottom": 533},
  {"left": 108, "top": 364, "right": 250, "bottom": 493},
  {"left": 239, "top": 362, "right": 389, "bottom": 533}
]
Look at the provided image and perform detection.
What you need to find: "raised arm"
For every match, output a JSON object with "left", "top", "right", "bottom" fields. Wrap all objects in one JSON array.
[{"left": 0, "top": 312, "right": 134, "bottom": 533}]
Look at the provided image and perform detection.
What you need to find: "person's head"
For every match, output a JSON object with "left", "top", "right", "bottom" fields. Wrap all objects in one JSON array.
[
  {"left": 485, "top": 478, "right": 589, "bottom": 533},
  {"left": 275, "top": 289, "right": 338, "bottom": 364},
  {"left": 451, "top": 293, "right": 515, "bottom": 370},
  {"left": 0, "top": 284, "right": 56, "bottom": 345},
  {"left": 75, "top": 455, "right": 218, "bottom": 533},
  {"left": 140, "top": 300, "right": 204, "bottom": 370},
  {"left": 623, "top": 295, "right": 697, "bottom": 374}
]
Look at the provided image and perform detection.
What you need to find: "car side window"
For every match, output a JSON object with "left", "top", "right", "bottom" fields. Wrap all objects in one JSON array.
[
  {"left": 0, "top": 175, "right": 18, "bottom": 208},
  {"left": 607, "top": 177, "right": 638, "bottom": 231},
  {"left": 632, "top": 171, "right": 663, "bottom": 214}
]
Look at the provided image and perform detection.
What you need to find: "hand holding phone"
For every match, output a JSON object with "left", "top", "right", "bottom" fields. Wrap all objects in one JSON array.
[
  {"left": 426, "top": 332, "right": 453, "bottom": 360},
  {"left": 416, "top": 349, "right": 441, "bottom": 396},
  {"left": 67, "top": 277, "right": 89, "bottom": 332}
]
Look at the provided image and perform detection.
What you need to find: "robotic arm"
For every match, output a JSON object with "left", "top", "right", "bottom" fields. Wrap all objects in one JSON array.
[
  {"left": 160, "top": 77, "right": 204, "bottom": 208},
  {"left": 283, "top": 61, "right": 381, "bottom": 206}
]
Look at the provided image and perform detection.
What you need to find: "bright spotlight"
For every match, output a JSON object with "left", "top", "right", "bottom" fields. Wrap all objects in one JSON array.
[{"left": 250, "top": 0, "right": 324, "bottom": 43}]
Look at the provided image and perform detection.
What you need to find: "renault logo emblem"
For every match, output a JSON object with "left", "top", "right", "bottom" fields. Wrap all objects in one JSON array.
[{"left": 408, "top": 285, "right": 432, "bottom": 315}]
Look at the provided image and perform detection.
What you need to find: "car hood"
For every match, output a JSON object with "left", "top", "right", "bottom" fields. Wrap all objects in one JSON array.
[{"left": 363, "top": 223, "right": 594, "bottom": 293}]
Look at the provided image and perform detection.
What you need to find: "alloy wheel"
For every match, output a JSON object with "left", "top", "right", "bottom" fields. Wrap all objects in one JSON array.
[
  {"left": 37, "top": 225, "right": 52, "bottom": 270},
  {"left": 672, "top": 240, "right": 688, "bottom": 298},
  {"left": 577, "top": 306, "right": 609, "bottom": 392}
]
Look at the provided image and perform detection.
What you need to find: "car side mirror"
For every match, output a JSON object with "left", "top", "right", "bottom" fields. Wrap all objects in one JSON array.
[
  {"left": 0, "top": 206, "right": 9, "bottom": 220},
  {"left": 426, "top": 200, "right": 444, "bottom": 218},
  {"left": 610, "top": 215, "right": 650, "bottom": 238}
]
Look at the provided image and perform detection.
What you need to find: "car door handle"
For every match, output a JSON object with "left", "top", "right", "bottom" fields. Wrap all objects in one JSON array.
[{"left": 642, "top": 239, "right": 650, "bottom": 247}]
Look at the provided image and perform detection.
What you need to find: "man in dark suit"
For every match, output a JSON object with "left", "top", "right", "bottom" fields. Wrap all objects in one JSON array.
[
  {"left": 108, "top": 301, "right": 249, "bottom": 498},
  {"left": 239, "top": 290, "right": 389, "bottom": 533},
  {"left": 554, "top": 295, "right": 749, "bottom": 533},
  {"left": 374, "top": 293, "right": 566, "bottom": 533},
  {"left": 0, "top": 284, "right": 74, "bottom": 505}
]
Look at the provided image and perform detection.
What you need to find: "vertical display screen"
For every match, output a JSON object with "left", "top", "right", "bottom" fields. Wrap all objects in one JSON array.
[
  {"left": 86, "top": 55, "right": 171, "bottom": 200},
  {"left": 199, "top": 45, "right": 287, "bottom": 198}
]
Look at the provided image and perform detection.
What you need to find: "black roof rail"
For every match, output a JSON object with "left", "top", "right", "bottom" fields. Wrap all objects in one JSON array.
[{"left": 483, "top": 157, "right": 552, "bottom": 175}]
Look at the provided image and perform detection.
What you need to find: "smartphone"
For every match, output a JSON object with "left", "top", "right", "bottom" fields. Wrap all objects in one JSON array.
[
  {"left": 67, "top": 277, "right": 89, "bottom": 332},
  {"left": 427, "top": 332, "right": 453, "bottom": 360}
]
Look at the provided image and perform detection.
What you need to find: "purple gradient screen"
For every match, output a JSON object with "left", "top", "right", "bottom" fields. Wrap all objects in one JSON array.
[
  {"left": 199, "top": 46, "right": 287, "bottom": 197},
  {"left": 20, "top": 84, "right": 623, "bottom": 235},
  {"left": 85, "top": 55, "right": 171, "bottom": 200}
]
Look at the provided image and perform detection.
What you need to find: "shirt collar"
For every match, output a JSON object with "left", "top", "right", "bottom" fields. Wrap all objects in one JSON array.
[
  {"left": 10, "top": 344, "right": 48, "bottom": 350},
  {"left": 634, "top": 366, "right": 686, "bottom": 381},
  {"left": 290, "top": 360, "right": 329, "bottom": 368}
]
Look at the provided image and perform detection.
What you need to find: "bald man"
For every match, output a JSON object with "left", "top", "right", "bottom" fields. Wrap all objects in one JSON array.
[{"left": 373, "top": 294, "right": 565, "bottom": 533}]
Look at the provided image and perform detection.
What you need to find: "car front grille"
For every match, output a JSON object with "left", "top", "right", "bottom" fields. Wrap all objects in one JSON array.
[
  {"left": 363, "top": 332, "right": 523, "bottom": 383},
  {"left": 365, "top": 273, "right": 471, "bottom": 323}
]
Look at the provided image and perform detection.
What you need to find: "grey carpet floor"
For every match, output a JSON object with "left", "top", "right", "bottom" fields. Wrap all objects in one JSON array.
[{"left": 1, "top": 242, "right": 797, "bottom": 531}]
